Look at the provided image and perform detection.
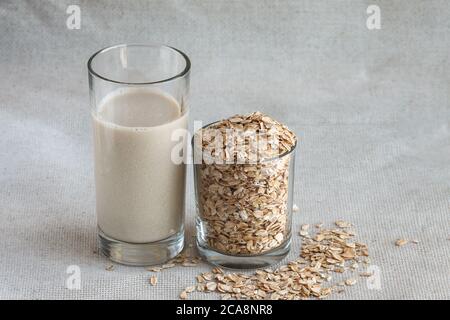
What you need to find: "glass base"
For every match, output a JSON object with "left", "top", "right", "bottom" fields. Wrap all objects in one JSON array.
[
  {"left": 196, "top": 237, "right": 291, "bottom": 270},
  {"left": 98, "top": 228, "right": 184, "bottom": 266}
]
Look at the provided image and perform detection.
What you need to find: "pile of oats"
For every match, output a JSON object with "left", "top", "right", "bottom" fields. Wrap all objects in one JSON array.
[
  {"left": 194, "top": 112, "right": 297, "bottom": 255},
  {"left": 179, "top": 221, "right": 370, "bottom": 300}
]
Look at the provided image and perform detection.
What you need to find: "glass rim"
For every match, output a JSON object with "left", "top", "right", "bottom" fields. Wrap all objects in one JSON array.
[
  {"left": 87, "top": 43, "right": 191, "bottom": 85},
  {"left": 191, "top": 120, "right": 297, "bottom": 163}
]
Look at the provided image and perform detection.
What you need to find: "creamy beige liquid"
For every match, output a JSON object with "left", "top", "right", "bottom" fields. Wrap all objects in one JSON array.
[{"left": 93, "top": 87, "right": 187, "bottom": 243}]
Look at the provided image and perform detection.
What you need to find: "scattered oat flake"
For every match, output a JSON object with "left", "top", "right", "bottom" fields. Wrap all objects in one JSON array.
[
  {"left": 149, "top": 276, "right": 158, "bottom": 286},
  {"left": 179, "top": 291, "right": 188, "bottom": 299},
  {"left": 293, "top": 204, "right": 300, "bottom": 212},
  {"left": 212, "top": 267, "right": 224, "bottom": 274},
  {"left": 299, "top": 230, "right": 309, "bottom": 237},
  {"left": 395, "top": 239, "right": 409, "bottom": 247},
  {"left": 206, "top": 282, "right": 217, "bottom": 291},
  {"left": 335, "top": 220, "right": 352, "bottom": 228},
  {"left": 360, "top": 272, "right": 373, "bottom": 277},
  {"left": 105, "top": 264, "right": 115, "bottom": 271},
  {"left": 411, "top": 240, "right": 420, "bottom": 244},
  {"left": 185, "top": 286, "right": 196, "bottom": 293},
  {"left": 147, "top": 266, "right": 162, "bottom": 272},
  {"left": 197, "top": 283, "right": 206, "bottom": 292},
  {"left": 202, "top": 272, "right": 214, "bottom": 281},
  {"left": 345, "top": 278, "right": 357, "bottom": 286}
]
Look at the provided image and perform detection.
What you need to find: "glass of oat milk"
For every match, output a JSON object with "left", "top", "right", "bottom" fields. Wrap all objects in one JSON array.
[{"left": 88, "top": 44, "right": 190, "bottom": 265}]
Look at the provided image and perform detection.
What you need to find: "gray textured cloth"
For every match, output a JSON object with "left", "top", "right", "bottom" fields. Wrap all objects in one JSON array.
[{"left": 0, "top": 0, "right": 449, "bottom": 300}]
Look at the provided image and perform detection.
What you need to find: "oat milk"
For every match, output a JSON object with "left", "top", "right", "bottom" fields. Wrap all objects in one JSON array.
[{"left": 93, "top": 87, "right": 187, "bottom": 243}]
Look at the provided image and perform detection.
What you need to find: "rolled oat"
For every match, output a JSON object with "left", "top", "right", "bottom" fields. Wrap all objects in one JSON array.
[{"left": 194, "top": 112, "right": 297, "bottom": 255}]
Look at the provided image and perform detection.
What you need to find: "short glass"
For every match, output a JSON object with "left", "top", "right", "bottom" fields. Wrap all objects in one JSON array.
[
  {"left": 88, "top": 44, "right": 190, "bottom": 266},
  {"left": 193, "top": 127, "right": 296, "bottom": 269}
]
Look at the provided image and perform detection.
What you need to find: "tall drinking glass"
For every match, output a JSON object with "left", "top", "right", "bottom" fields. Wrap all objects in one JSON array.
[{"left": 88, "top": 44, "right": 190, "bottom": 265}]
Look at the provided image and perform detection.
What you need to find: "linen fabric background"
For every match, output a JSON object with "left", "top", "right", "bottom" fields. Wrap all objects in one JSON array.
[{"left": 0, "top": 0, "right": 449, "bottom": 299}]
